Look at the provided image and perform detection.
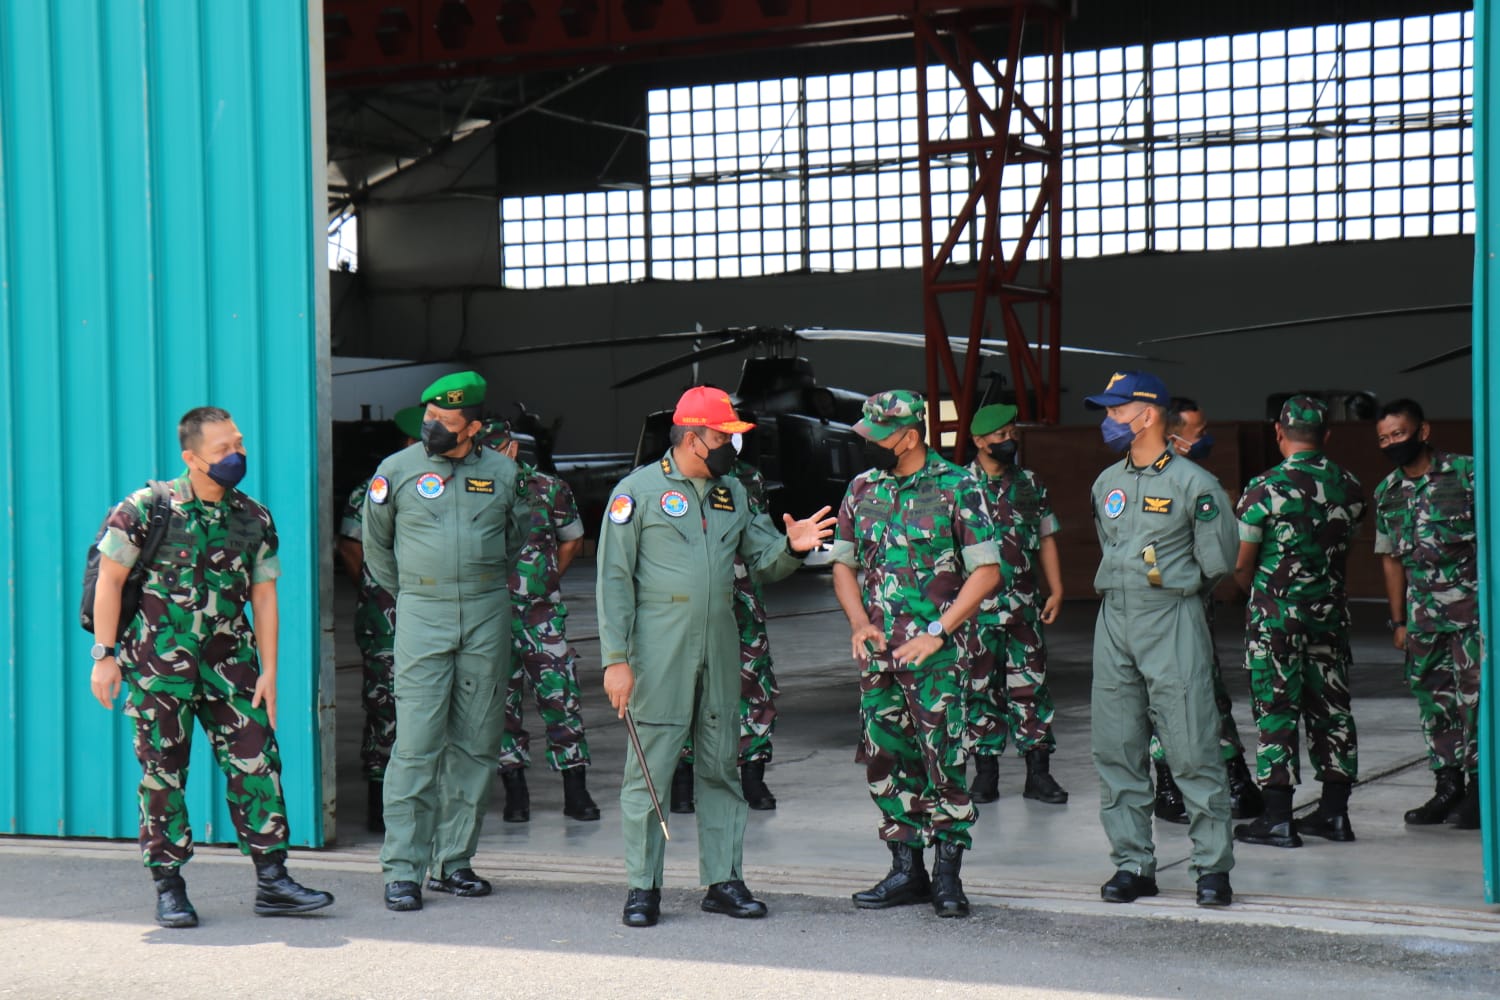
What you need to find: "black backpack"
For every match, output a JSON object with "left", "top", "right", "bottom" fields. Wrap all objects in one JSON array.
[{"left": 79, "top": 481, "right": 174, "bottom": 636}]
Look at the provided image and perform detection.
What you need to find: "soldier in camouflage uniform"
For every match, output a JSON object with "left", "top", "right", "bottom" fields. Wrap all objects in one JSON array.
[
  {"left": 832, "top": 391, "right": 1000, "bottom": 919},
  {"left": 1150, "top": 397, "right": 1261, "bottom": 824},
  {"left": 336, "top": 405, "right": 424, "bottom": 833},
  {"left": 675, "top": 455, "right": 781, "bottom": 813},
  {"left": 963, "top": 403, "right": 1067, "bottom": 806},
  {"left": 1373, "top": 398, "right": 1482, "bottom": 831},
  {"left": 88, "top": 406, "right": 333, "bottom": 928},
  {"left": 476, "top": 420, "right": 598, "bottom": 824},
  {"left": 1230, "top": 396, "right": 1365, "bottom": 849}
]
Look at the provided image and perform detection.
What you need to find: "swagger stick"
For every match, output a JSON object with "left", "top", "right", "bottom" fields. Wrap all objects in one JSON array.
[{"left": 623, "top": 709, "right": 671, "bottom": 840}]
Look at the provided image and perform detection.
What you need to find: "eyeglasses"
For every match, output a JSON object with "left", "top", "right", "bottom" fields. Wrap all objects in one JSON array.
[{"left": 1141, "top": 543, "right": 1163, "bottom": 588}]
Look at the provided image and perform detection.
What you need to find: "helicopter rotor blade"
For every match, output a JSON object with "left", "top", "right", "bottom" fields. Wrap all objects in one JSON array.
[
  {"left": 1399, "top": 344, "right": 1472, "bottom": 374},
  {"left": 610, "top": 337, "right": 752, "bottom": 389},
  {"left": 332, "top": 329, "right": 750, "bottom": 377},
  {"left": 798, "top": 328, "right": 1157, "bottom": 360},
  {"left": 1136, "top": 303, "right": 1471, "bottom": 347}
]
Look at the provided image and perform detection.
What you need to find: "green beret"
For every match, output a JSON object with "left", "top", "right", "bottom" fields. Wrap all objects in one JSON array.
[
  {"left": 855, "top": 389, "right": 925, "bottom": 441},
  {"left": 970, "top": 403, "right": 1018, "bottom": 437},
  {"left": 421, "top": 370, "right": 487, "bottom": 409},
  {"left": 392, "top": 405, "right": 425, "bottom": 441}
]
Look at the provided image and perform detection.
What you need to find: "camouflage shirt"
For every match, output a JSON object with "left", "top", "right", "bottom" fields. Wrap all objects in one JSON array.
[
  {"left": 1236, "top": 450, "right": 1366, "bottom": 631},
  {"left": 338, "top": 477, "right": 397, "bottom": 639},
  {"left": 98, "top": 471, "right": 280, "bottom": 662},
  {"left": 1373, "top": 449, "right": 1478, "bottom": 632},
  {"left": 511, "top": 460, "right": 585, "bottom": 612},
  {"left": 730, "top": 459, "right": 771, "bottom": 620},
  {"left": 965, "top": 459, "right": 1059, "bottom": 626},
  {"left": 831, "top": 449, "right": 1000, "bottom": 672}
]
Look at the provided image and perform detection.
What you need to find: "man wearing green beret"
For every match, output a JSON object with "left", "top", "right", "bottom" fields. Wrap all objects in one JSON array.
[
  {"left": 362, "top": 372, "right": 529, "bottom": 912},
  {"left": 833, "top": 390, "right": 1000, "bottom": 919},
  {"left": 336, "top": 405, "right": 424, "bottom": 833},
  {"left": 964, "top": 403, "right": 1068, "bottom": 806}
]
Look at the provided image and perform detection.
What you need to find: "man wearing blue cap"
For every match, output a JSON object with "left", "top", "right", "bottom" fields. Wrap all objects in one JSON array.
[{"left": 1085, "top": 371, "right": 1238, "bottom": 908}]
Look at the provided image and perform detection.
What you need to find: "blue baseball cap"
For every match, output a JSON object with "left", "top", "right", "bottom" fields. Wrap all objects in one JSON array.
[{"left": 1084, "top": 370, "right": 1170, "bottom": 410}]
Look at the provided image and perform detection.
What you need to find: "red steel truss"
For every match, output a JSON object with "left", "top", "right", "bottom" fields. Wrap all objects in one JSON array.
[{"left": 915, "top": 4, "right": 1065, "bottom": 459}]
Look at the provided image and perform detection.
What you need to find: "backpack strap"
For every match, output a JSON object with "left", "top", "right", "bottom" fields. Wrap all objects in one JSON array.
[{"left": 134, "top": 480, "right": 175, "bottom": 572}]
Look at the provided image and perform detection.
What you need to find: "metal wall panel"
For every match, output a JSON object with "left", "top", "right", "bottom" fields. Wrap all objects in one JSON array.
[
  {"left": 0, "top": 0, "right": 327, "bottom": 847},
  {"left": 1474, "top": 0, "right": 1498, "bottom": 904}
]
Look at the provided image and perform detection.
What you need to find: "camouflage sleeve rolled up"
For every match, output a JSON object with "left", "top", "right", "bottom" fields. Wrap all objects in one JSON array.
[
  {"left": 953, "top": 474, "right": 1000, "bottom": 573},
  {"left": 1035, "top": 473, "right": 1060, "bottom": 537},
  {"left": 828, "top": 479, "right": 860, "bottom": 569},
  {"left": 551, "top": 474, "right": 585, "bottom": 543},
  {"left": 97, "top": 485, "right": 154, "bottom": 568},
  {"left": 1236, "top": 474, "right": 1272, "bottom": 545},
  {"left": 338, "top": 478, "right": 370, "bottom": 542},
  {"left": 250, "top": 511, "right": 281, "bottom": 584}
]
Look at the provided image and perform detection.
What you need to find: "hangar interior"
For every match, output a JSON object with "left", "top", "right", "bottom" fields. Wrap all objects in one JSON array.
[{"left": 317, "top": 0, "right": 1496, "bottom": 918}]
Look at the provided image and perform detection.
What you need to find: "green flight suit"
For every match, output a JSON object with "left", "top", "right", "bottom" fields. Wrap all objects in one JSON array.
[
  {"left": 362, "top": 442, "right": 526, "bottom": 884},
  {"left": 1090, "top": 448, "right": 1237, "bottom": 880},
  {"left": 596, "top": 452, "right": 804, "bottom": 890}
]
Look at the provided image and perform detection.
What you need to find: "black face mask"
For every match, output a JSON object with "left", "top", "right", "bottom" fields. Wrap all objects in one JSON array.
[
  {"left": 863, "top": 439, "right": 900, "bottom": 473},
  {"left": 1382, "top": 437, "right": 1425, "bottom": 467},
  {"left": 987, "top": 440, "right": 1019, "bottom": 465},
  {"left": 701, "top": 440, "right": 737, "bottom": 478},
  {"left": 422, "top": 419, "right": 461, "bottom": 457}
]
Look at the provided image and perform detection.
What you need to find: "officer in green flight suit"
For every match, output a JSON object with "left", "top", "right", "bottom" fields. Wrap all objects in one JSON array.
[
  {"left": 596, "top": 386, "right": 836, "bottom": 928},
  {"left": 362, "top": 371, "right": 528, "bottom": 913}
]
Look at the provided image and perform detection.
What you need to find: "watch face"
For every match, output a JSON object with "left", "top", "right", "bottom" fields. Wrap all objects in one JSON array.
[
  {"left": 90, "top": 643, "right": 105, "bottom": 660},
  {"left": 927, "top": 621, "right": 943, "bottom": 637}
]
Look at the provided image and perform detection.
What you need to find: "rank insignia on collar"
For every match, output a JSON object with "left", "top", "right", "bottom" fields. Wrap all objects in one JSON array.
[
  {"left": 661, "top": 490, "right": 689, "bottom": 517},
  {"left": 708, "top": 485, "right": 735, "bottom": 512},
  {"left": 1153, "top": 451, "right": 1173, "bottom": 471},
  {"left": 1104, "top": 488, "right": 1127, "bottom": 519},
  {"left": 368, "top": 476, "right": 390, "bottom": 505},
  {"left": 608, "top": 493, "right": 635, "bottom": 524},
  {"left": 465, "top": 478, "right": 495, "bottom": 494},
  {"left": 416, "top": 473, "right": 445, "bottom": 499},
  {"left": 1143, "top": 496, "right": 1172, "bottom": 515},
  {"left": 660, "top": 457, "right": 672, "bottom": 474}
]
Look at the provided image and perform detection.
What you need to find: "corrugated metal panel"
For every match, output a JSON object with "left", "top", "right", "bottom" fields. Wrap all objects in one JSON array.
[
  {"left": 1474, "top": 0, "right": 1497, "bottom": 904},
  {"left": 0, "top": 1, "right": 328, "bottom": 847}
]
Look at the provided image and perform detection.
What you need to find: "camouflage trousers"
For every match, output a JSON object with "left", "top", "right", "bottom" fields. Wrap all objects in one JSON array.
[
  {"left": 125, "top": 657, "right": 289, "bottom": 868},
  {"left": 357, "top": 631, "right": 397, "bottom": 782},
  {"left": 1245, "top": 625, "right": 1357, "bottom": 787},
  {"left": 497, "top": 612, "right": 590, "bottom": 772},
  {"left": 1149, "top": 650, "right": 1244, "bottom": 764},
  {"left": 680, "top": 597, "right": 778, "bottom": 766},
  {"left": 857, "top": 667, "right": 975, "bottom": 849},
  {"left": 1406, "top": 627, "right": 1482, "bottom": 775},
  {"left": 966, "top": 612, "right": 1056, "bottom": 757}
]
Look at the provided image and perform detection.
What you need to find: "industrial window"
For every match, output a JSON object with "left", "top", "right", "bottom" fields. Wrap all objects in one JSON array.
[
  {"left": 496, "top": 9, "right": 1473, "bottom": 288},
  {"left": 328, "top": 211, "right": 358, "bottom": 272}
]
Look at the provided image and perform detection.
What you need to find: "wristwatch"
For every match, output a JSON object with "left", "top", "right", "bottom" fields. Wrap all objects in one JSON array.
[
  {"left": 90, "top": 642, "right": 116, "bottom": 661},
  {"left": 1385, "top": 618, "right": 1406, "bottom": 631},
  {"left": 925, "top": 620, "right": 948, "bottom": 643}
]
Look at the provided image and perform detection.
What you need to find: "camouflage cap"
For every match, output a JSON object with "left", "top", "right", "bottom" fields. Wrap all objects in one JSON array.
[
  {"left": 392, "top": 405, "right": 425, "bottom": 441},
  {"left": 970, "top": 403, "right": 1018, "bottom": 437},
  {"left": 476, "top": 418, "right": 513, "bottom": 451},
  {"left": 1279, "top": 394, "right": 1328, "bottom": 430},
  {"left": 855, "top": 389, "right": 926, "bottom": 441},
  {"left": 420, "top": 370, "right": 487, "bottom": 409}
]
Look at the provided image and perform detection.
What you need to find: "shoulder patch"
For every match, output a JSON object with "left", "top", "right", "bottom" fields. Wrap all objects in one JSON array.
[
  {"left": 608, "top": 493, "right": 635, "bottom": 524},
  {"left": 1195, "top": 493, "right": 1220, "bottom": 521},
  {"left": 368, "top": 475, "right": 390, "bottom": 505},
  {"left": 1142, "top": 495, "right": 1173, "bottom": 515}
]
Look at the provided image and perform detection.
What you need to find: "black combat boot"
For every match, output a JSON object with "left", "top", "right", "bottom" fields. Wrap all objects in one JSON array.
[
  {"left": 562, "top": 766, "right": 601, "bottom": 820},
  {"left": 366, "top": 779, "right": 385, "bottom": 834},
  {"left": 1023, "top": 748, "right": 1068, "bottom": 804},
  {"left": 253, "top": 851, "right": 335, "bottom": 916},
  {"left": 1406, "top": 768, "right": 1464, "bottom": 825},
  {"left": 1298, "top": 779, "right": 1356, "bottom": 842},
  {"left": 1153, "top": 760, "right": 1188, "bottom": 824},
  {"left": 1226, "top": 754, "right": 1264, "bottom": 819},
  {"left": 740, "top": 761, "right": 776, "bottom": 811},
  {"left": 1234, "top": 786, "right": 1301, "bottom": 848},
  {"left": 929, "top": 841, "right": 970, "bottom": 918},
  {"left": 152, "top": 868, "right": 198, "bottom": 929},
  {"left": 851, "top": 841, "right": 931, "bottom": 909},
  {"left": 670, "top": 760, "right": 695, "bottom": 814},
  {"left": 1450, "top": 780, "right": 1482, "bottom": 830},
  {"left": 970, "top": 755, "right": 1000, "bottom": 804},
  {"left": 500, "top": 767, "right": 530, "bottom": 823}
]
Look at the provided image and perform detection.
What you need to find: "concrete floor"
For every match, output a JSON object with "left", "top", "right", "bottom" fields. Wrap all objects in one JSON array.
[{"left": 325, "top": 560, "right": 1497, "bottom": 938}]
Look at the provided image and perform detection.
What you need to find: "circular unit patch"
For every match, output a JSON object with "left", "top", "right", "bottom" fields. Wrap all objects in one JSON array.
[
  {"left": 368, "top": 475, "right": 390, "bottom": 505},
  {"left": 660, "top": 490, "right": 689, "bottom": 518},
  {"left": 416, "top": 473, "right": 446, "bottom": 499},
  {"left": 1103, "top": 488, "right": 1127, "bottom": 519},
  {"left": 608, "top": 493, "right": 635, "bottom": 524}
]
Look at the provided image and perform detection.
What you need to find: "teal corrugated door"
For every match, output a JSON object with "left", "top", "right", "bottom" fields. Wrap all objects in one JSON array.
[
  {"left": 0, "top": 1, "right": 325, "bottom": 848},
  {"left": 1476, "top": 0, "right": 1498, "bottom": 904}
]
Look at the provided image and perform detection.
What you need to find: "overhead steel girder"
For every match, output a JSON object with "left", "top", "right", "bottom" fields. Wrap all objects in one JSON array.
[{"left": 916, "top": 3, "right": 1064, "bottom": 459}]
